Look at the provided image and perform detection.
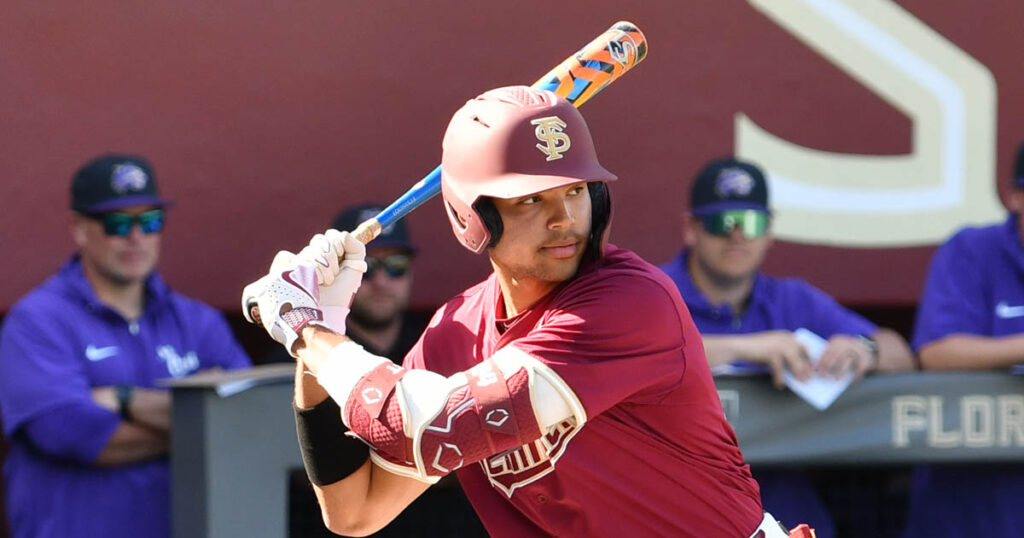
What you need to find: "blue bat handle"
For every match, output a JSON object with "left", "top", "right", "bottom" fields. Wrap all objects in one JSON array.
[{"left": 375, "top": 165, "right": 442, "bottom": 229}]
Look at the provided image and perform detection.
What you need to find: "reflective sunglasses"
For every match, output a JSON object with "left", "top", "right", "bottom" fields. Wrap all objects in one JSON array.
[
  {"left": 700, "top": 209, "right": 769, "bottom": 239},
  {"left": 365, "top": 254, "right": 412, "bottom": 279},
  {"left": 89, "top": 209, "right": 165, "bottom": 237}
]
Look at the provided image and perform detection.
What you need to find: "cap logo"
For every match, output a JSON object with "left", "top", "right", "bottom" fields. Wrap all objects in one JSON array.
[
  {"left": 110, "top": 164, "right": 149, "bottom": 194},
  {"left": 531, "top": 115, "right": 571, "bottom": 161},
  {"left": 715, "top": 168, "right": 755, "bottom": 198}
]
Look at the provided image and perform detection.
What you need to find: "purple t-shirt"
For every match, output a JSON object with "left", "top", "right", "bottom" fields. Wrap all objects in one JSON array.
[
  {"left": 0, "top": 256, "right": 251, "bottom": 538},
  {"left": 658, "top": 250, "right": 878, "bottom": 538},
  {"left": 913, "top": 215, "right": 1024, "bottom": 349},
  {"left": 903, "top": 215, "right": 1024, "bottom": 538},
  {"left": 658, "top": 251, "right": 877, "bottom": 354}
]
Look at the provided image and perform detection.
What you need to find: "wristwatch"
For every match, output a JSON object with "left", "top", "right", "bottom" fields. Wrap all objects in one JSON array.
[
  {"left": 115, "top": 384, "right": 134, "bottom": 422},
  {"left": 856, "top": 335, "right": 880, "bottom": 370}
]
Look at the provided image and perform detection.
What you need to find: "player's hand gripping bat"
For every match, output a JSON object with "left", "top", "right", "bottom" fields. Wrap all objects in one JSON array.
[{"left": 247, "top": 21, "right": 647, "bottom": 324}]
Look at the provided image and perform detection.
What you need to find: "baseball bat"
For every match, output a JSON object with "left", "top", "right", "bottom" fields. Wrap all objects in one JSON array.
[
  {"left": 349, "top": 20, "right": 647, "bottom": 244},
  {"left": 247, "top": 21, "right": 646, "bottom": 324}
]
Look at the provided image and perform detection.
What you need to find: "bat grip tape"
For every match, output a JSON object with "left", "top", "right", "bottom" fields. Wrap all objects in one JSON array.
[{"left": 294, "top": 397, "right": 369, "bottom": 486}]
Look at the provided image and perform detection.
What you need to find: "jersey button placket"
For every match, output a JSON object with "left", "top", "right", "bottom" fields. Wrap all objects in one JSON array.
[{"left": 536, "top": 494, "right": 548, "bottom": 504}]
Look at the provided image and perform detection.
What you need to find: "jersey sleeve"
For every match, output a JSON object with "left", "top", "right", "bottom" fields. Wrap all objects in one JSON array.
[
  {"left": 0, "top": 302, "right": 119, "bottom": 462},
  {"left": 511, "top": 273, "right": 689, "bottom": 417},
  {"left": 912, "top": 232, "right": 989, "bottom": 350}
]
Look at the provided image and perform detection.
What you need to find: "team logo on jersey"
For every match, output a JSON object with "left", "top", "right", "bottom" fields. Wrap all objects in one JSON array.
[
  {"left": 480, "top": 417, "right": 581, "bottom": 497},
  {"left": 110, "top": 164, "right": 149, "bottom": 193},
  {"left": 531, "top": 116, "right": 571, "bottom": 161},
  {"left": 157, "top": 345, "right": 200, "bottom": 378},
  {"left": 995, "top": 301, "right": 1024, "bottom": 319},
  {"left": 715, "top": 167, "right": 756, "bottom": 198}
]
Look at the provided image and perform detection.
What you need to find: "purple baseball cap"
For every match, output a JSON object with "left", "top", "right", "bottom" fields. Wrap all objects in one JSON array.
[
  {"left": 70, "top": 154, "right": 172, "bottom": 214},
  {"left": 690, "top": 157, "right": 770, "bottom": 216}
]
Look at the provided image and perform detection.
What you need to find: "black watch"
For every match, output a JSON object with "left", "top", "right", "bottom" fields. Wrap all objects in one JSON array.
[
  {"left": 856, "top": 335, "right": 880, "bottom": 370},
  {"left": 115, "top": 384, "right": 134, "bottom": 422}
]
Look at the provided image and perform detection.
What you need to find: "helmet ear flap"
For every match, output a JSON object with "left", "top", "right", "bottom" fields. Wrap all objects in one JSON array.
[
  {"left": 587, "top": 182, "right": 611, "bottom": 261},
  {"left": 472, "top": 197, "right": 504, "bottom": 249}
]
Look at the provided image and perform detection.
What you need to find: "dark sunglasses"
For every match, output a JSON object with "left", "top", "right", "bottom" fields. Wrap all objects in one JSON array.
[
  {"left": 88, "top": 209, "right": 165, "bottom": 237},
  {"left": 700, "top": 209, "right": 769, "bottom": 239},
  {"left": 365, "top": 254, "right": 412, "bottom": 279}
]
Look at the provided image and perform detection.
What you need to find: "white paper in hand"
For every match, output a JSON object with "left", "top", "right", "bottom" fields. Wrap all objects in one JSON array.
[{"left": 783, "top": 328, "right": 854, "bottom": 410}]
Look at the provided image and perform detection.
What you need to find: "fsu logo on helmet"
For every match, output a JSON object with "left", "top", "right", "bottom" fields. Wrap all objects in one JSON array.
[{"left": 530, "top": 115, "right": 572, "bottom": 161}]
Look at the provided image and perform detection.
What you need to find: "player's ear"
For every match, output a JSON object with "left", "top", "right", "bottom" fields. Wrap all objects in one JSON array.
[
  {"left": 1007, "top": 189, "right": 1024, "bottom": 213},
  {"left": 70, "top": 214, "right": 89, "bottom": 248},
  {"left": 682, "top": 213, "right": 699, "bottom": 247}
]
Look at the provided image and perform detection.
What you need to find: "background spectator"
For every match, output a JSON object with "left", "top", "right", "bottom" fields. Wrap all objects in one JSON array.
[
  {"left": 901, "top": 143, "right": 1024, "bottom": 538},
  {"left": 659, "top": 156, "right": 916, "bottom": 536},
  {"left": 0, "top": 154, "right": 252, "bottom": 538}
]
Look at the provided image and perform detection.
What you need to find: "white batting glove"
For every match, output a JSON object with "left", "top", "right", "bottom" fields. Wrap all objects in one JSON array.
[
  {"left": 241, "top": 250, "right": 329, "bottom": 357},
  {"left": 297, "top": 229, "right": 367, "bottom": 333}
]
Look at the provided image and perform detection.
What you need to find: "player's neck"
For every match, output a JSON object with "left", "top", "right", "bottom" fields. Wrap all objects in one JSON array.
[
  {"left": 687, "top": 256, "right": 754, "bottom": 315},
  {"left": 82, "top": 263, "right": 146, "bottom": 320},
  {"left": 494, "top": 272, "right": 556, "bottom": 317}
]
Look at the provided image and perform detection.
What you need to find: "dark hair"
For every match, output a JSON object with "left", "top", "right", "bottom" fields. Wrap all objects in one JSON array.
[{"left": 473, "top": 182, "right": 610, "bottom": 262}]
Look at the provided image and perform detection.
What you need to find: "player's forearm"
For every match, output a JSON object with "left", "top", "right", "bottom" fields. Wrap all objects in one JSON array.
[
  {"left": 872, "top": 329, "right": 916, "bottom": 372},
  {"left": 700, "top": 336, "right": 747, "bottom": 367},
  {"left": 94, "top": 422, "right": 168, "bottom": 466},
  {"left": 315, "top": 460, "right": 431, "bottom": 537},
  {"left": 918, "top": 334, "right": 1024, "bottom": 370},
  {"left": 91, "top": 386, "right": 171, "bottom": 433},
  {"left": 295, "top": 358, "right": 330, "bottom": 408},
  {"left": 127, "top": 388, "right": 172, "bottom": 432},
  {"left": 295, "top": 326, "right": 350, "bottom": 376}
]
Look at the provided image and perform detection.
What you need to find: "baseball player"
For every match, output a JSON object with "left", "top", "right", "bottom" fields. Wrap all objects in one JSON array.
[{"left": 243, "top": 86, "right": 789, "bottom": 537}]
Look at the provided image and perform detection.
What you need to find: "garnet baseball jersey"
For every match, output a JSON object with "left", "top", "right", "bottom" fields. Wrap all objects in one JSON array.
[{"left": 404, "top": 245, "right": 762, "bottom": 537}]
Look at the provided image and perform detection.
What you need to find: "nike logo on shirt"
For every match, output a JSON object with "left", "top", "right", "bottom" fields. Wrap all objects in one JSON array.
[
  {"left": 995, "top": 302, "right": 1024, "bottom": 319},
  {"left": 85, "top": 345, "right": 119, "bottom": 361}
]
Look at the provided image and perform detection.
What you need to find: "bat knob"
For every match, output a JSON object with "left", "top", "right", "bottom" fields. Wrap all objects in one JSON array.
[{"left": 247, "top": 301, "right": 262, "bottom": 325}]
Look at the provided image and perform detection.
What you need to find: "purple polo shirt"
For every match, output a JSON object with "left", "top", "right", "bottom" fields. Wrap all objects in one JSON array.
[
  {"left": 659, "top": 251, "right": 877, "bottom": 353},
  {"left": 659, "top": 250, "right": 878, "bottom": 538},
  {"left": 913, "top": 215, "right": 1024, "bottom": 349},
  {"left": 903, "top": 215, "right": 1024, "bottom": 538},
  {"left": 0, "top": 256, "right": 251, "bottom": 538}
]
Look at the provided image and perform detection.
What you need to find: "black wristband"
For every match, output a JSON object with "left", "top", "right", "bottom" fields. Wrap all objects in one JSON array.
[
  {"left": 115, "top": 384, "right": 133, "bottom": 422},
  {"left": 857, "top": 335, "right": 880, "bottom": 370},
  {"left": 294, "top": 398, "right": 369, "bottom": 486}
]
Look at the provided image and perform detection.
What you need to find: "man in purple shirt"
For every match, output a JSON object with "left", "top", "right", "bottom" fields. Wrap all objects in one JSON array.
[
  {"left": 902, "top": 144, "right": 1024, "bottom": 538},
  {"left": 659, "top": 157, "right": 915, "bottom": 537},
  {"left": 0, "top": 154, "right": 251, "bottom": 538}
]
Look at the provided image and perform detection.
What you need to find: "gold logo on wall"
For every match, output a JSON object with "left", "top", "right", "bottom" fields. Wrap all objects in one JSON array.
[{"left": 531, "top": 116, "right": 572, "bottom": 161}]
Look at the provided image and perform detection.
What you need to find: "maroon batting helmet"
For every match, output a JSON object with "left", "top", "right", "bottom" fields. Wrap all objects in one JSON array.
[{"left": 440, "top": 86, "right": 617, "bottom": 254}]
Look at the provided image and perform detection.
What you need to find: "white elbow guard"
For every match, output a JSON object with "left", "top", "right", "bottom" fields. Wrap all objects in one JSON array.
[{"left": 314, "top": 342, "right": 586, "bottom": 484}]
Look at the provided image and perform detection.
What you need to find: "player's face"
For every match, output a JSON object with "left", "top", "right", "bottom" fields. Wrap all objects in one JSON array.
[
  {"left": 1010, "top": 189, "right": 1024, "bottom": 245},
  {"left": 349, "top": 246, "right": 413, "bottom": 329},
  {"left": 489, "top": 182, "right": 592, "bottom": 287},
  {"left": 72, "top": 205, "right": 162, "bottom": 286},
  {"left": 685, "top": 212, "right": 772, "bottom": 287}
]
